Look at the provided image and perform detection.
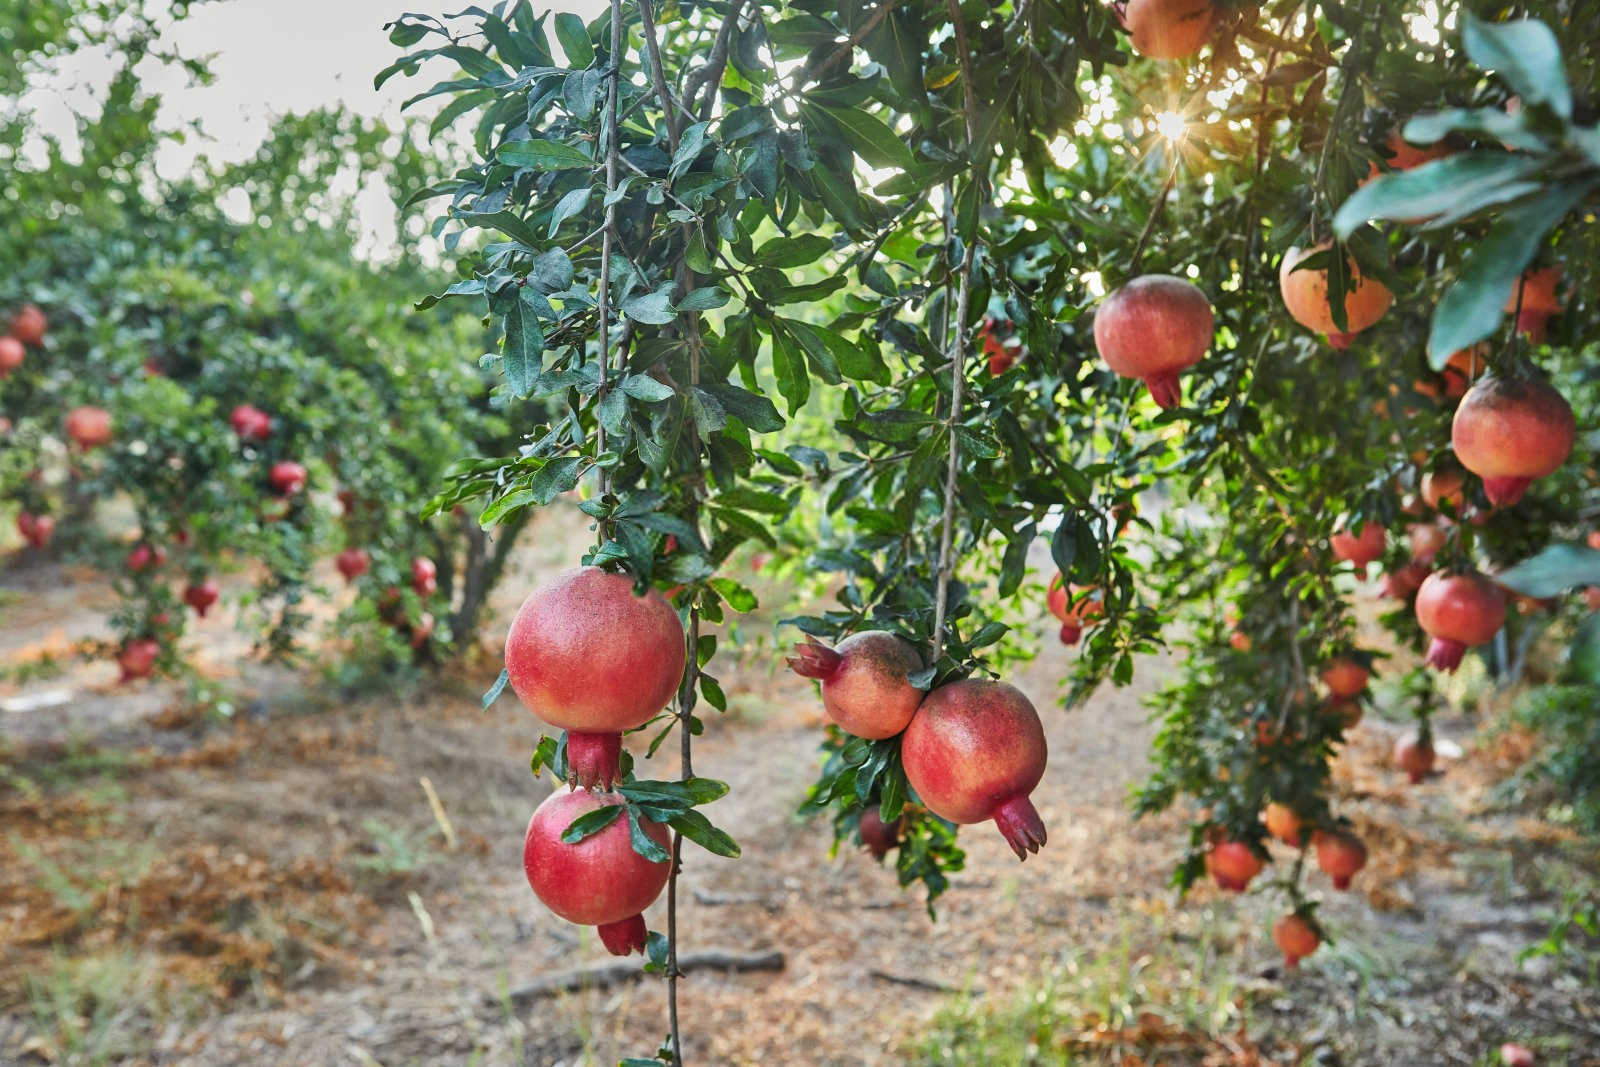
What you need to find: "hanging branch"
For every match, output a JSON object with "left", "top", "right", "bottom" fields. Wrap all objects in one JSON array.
[
  {"left": 638, "top": 0, "right": 684, "bottom": 149},
  {"left": 685, "top": 0, "right": 753, "bottom": 120},
  {"left": 1127, "top": 154, "right": 1180, "bottom": 278},
  {"left": 785, "top": 0, "right": 902, "bottom": 95},
  {"left": 594, "top": 0, "right": 625, "bottom": 543},
  {"left": 932, "top": 0, "right": 982, "bottom": 656}
]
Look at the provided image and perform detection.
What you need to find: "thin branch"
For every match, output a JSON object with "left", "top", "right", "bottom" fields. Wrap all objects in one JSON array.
[
  {"left": 1128, "top": 155, "right": 1180, "bottom": 278},
  {"left": 785, "top": 0, "right": 901, "bottom": 95},
  {"left": 494, "top": 949, "right": 784, "bottom": 1004},
  {"left": 638, "top": 0, "right": 684, "bottom": 150},
  {"left": 686, "top": 0, "right": 753, "bottom": 120},
  {"left": 595, "top": 0, "right": 625, "bottom": 541}
]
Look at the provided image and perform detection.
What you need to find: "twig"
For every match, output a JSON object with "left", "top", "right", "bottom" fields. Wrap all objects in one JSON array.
[
  {"left": 686, "top": 0, "right": 753, "bottom": 119},
  {"left": 495, "top": 949, "right": 785, "bottom": 1004},
  {"left": 638, "top": 0, "right": 684, "bottom": 150},
  {"left": 1127, "top": 155, "right": 1180, "bottom": 278},
  {"left": 785, "top": 0, "right": 901, "bottom": 94},
  {"left": 417, "top": 776, "right": 457, "bottom": 851},
  {"left": 595, "top": 0, "right": 625, "bottom": 540},
  {"left": 869, "top": 970, "right": 975, "bottom": 995}
]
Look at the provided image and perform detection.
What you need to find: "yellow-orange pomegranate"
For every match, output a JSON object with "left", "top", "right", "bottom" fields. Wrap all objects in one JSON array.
[
  {"left": 1122, "top": 0, "right": 1214, "bottom": 59},
  {"left": 1505, "top": 266, "right": 1562, "bottom": 342},
  {"left": 1279, "top": 243, "right": 1393, "bottom": 348}
]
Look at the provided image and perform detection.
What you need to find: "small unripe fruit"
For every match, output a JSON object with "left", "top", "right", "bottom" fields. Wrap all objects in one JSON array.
[
  {"left": 1451, "top": 375, "right": 1575, "bottom": 507},
  {"left": 1394, "top": 733, "right": 1436, "bottom": 783},
  {"left": 788, "top": 630, "right": 924, "bottom": 739},
  {"left": 858, "top": 808, "right": 902, "bottom": 859},
  {"left": 1415, "top": 571, "right": 1505, "bottom": 672},
  {"left": 1313, "top": 828, "right": 1367, "bottom": 890},
  {"left": 1273, "top": 913, "right": 1320, "bottom": 968},
  {"left": 1094, "top": 274, "right": 1213, "bottom": 409},
  {"left": 1280, "top": 243, "right": 1393, "bottom": 347},
  {"left": 1263, "top": 803, "right": 1303, "bottom": 847}
]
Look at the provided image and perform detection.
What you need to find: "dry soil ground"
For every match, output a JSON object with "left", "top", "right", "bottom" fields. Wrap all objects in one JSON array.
[{"left": 1, "top": 507, "right": 1598, "bottom": 1066}]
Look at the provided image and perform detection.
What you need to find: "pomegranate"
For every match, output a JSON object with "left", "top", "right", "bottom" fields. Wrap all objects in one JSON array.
[
  {"left": 1407, "top": 523, "right": 1447, "bottom": 565},
  {"left": 1321, "top": 657, "right": 1369, "bottom": 699},
  {"left": 1451, "top": 375, "right": 1575, "bottom": 507},
  {"left": 1367, "top": 129, "right": 1449, "bottom": 178},
  {"left": 1047, "top": 574, "right": 1105, "bottom": 644},
  {"left": 0, "top": 336, "right": 23, "bottom": 376},
  {"left": 1263, "top": 803, "right": 1303, "bottom": 847},
  {"left": 336, "top": 548, "right": 371, "bottom": 582},
  {"left": 505, "top": 567, "right": 686, "bottom": 790},
  {"left": 1229, "top": 629, "right": 1252, "bottom": 652},
  {"left": 900, "top": 679, "right": 1048, "bottom": 859},
  {"left": 1122, "top": 0, "right": 1214, "bottom": 59},
  {"left": 1500, "top": 1043, "right": 1536, "bottom": 1067},
  {"left": 269, "top": 460, "right": 307, "bottom": 495},
  {"left": 1505, "top": 267, "right": 1562, "bottom": 342},
  {"left": 787, "top": 630, "right": 924, "bottom": 739},
  {"left": 411, "top": 611, "right": 435, "bottom": 648},
  {"left": 16, "top": 512, "right": 55, "bottom": 549},
  {"left": 1415, "top": 570, "right": 1506, "bottom": 671},
  {"left": 1273, "top": 913, "right": 1320, "bottom": 968},
  {"left": 126, "top": 543, "right": 167, "bottom": 573},
  {"left": 1093, "top": 274, "right": 1213, "bottom": 409},
  {"left": 1394, "top": 733, "right": 1436, "bottom": 783},
  {"left": 229, "top": 404, "right": 272, "bottom": 441},
  {"left": 1279, "top": 243, "right": 1393, "bottom": 347},
  {"left": 183, "top": 579, "right": 221, "bottom": 618},
  {"left": 1206, "top": 839, "right": 1264, "bottom": 892},
  {"left": 1313, "top": 828, "right": 1367, "bottom": 889},
  {"left": 1379, "top": 560, "right": 1429, "bottom": 601},
  {"left": 1441, "top": 344, "right": 1488, "bottom": 398},
  {"left": 1421, "top": 467, "right": 1467, "bottom": 513},
  {"left": 412, "top": 555, "right": 438, "bottom": 596},
  {"left": 9, "top": 303, "right": 47, "bottom": 345},
  {"left": 1330, "top": 521, "right": 1385, "bottom": 568},
  {"left": 1586, "top": 587, "right": 1600, "bottom": 613},
  {"left": 522, "top": 789, "right": 670, "bottom": 956},
  {"left": 1589, "top": 531, "right": 1600, "bottom": 551},
  {"left": 858, "top": 808, "right": 902, "bottom": 859},
  {"left": 64, "top": 406, "right": 113, "bottom": 449},
  {"left": 979, "top": 319, "right": 1016, "bottom": 375},
  {"left": 1328, "top": 698, "right": 1363, "bottom": 730},
  {"left": 117, "top": 638, "right": 161, "bottom": 682}
]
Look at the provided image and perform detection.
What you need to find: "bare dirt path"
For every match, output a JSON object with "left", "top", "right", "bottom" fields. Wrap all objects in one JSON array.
[{"left": 2, "top": 508, "right": 1597, "bottom": 1066}]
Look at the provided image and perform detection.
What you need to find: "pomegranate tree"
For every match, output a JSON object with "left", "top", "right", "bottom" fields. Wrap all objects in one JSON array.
[
  {"left": 1093, "top": 274, "right": 1213, "bottom": 409},
  {"left": 505, "top": 567, "right": 686, "bottom": 789},
  {"left": 900, "top": 679, "right": 1048, "bottom": 859},
  {"left": 1279, "top": 243, "right": 1393, "bottom": 347},
  {"left": 787, "top": 630, "right": 924, "bottom": 739},
  {"left": 1272, "top": 913, "right": 1320, "bottom": 968},
  {"left": 522, "top": 789, "right": 670, "bottom": 955},
  {"left": 1451, "top": 375, "right": 1575, "bottom": 507},
  {"left": 1414, "top": 570, "right": 1506, "bottom": 672},
  {"left": 1313, "top": 829, "right": 1367, "bottom": 890}
]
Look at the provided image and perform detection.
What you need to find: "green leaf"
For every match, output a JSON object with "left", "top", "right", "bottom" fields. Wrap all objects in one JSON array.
[
  {"left": 553, "top": 11, "right": 594, "bottom": 67},
  {"left": 530, "top": 248, "right": 574, "bottom": 293},
  {"left": 502, "top": 287, "right": 545, "bottom": 396},
  {"left": 667, "top": 808, "right": 741, "bottom": 858},
  {"left": 622, "top": 286, "right": 679, "bottom": 324},
  {"left": 1462, "top": 13, "right": 1571, "bottom": 119},
  {"left": 561, "top": 803, "right": 623, "bottom": 843},
  {"left": 709, "top": 577, "right": 758, "bottom": 612},
  {"left": 529, "top": 456, "right": 583, "bottom": 504},
  {"left": 814, "top": 104, "right": 915, "bottom": 170},
  {"left": 776, "top": 319, "right": 844, "bottom": 384},
  {"left": 702, "top": 383, "right": 784, "bottom": 432},
  {"left": 1403, "top": 108, "right": 1550, "bottom": 154},
  {"left": 546, "top": 186, "right": 592, "bottom": 237},
  {"left": 750, "top": 234, "right": 835, "bottom": 268},
  {"left": 498, "top": 138, "right": 595, "bottom": 171},
  {"left": 1495, "top": 544, "right": 1600, "bottom": 598},
  {"left": 678, "top": 286, "right": 730, "bottom": 312},
  {"left": 626, "top": 808, "right": 673, "bottom": 862},
  {"left": 481, "top": 668, "right": 510, "bottom": 710},
  {"left": 1332, "top": 153, "right": 1546, "bottom": 237},
  {"left": 622, "top": 374, "right": 676, "bottom": 402},
  {"left": 770, "top": 326, "right": 810, "bottom": 415},
  {"left": 671, "top": 121, "right": 710, "bottom": 180}
]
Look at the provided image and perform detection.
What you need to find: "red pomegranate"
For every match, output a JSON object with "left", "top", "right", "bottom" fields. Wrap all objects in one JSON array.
[
  {"left": 900, "top": 679, "right": 1048, "bottom": 859},
  {"left": 1229, "top": 628, "right": 1252, "bottom": 652},
  {"left": 1421, "top": 467, "right": 1466, "bottom": 513},
  {"left": 183, "top": 579, "right": 221, "bottom": 618},
  {"left": 269, "top": 460, "right": 307, "bottom": 495},
  {"left": 229, "top": 404, "right": 272, "bottom": 441},
  {"left": 1321, "top": 657, "right": 1369, "bottom": 699},
  {"left": 1279, "top": 243, "right": 1393, "bottom": 347},
  {"left": 1263, "top": 803, "right": 1303, "bottom": 848},
  {"left": 117, "top": 638, "right": 161, "bottom": 682},
  {"left": 0, "top": 336, "right": 23, "bottom": 376},
  {"left": 1589, "top": 530, "right": 1600, "bottom": 551},
  {"left": 979, "top": 319, "right": 1016, "bottom": 375},
  {"left": 1415, "top": 570, "right": 1506, "bottom": 672},
  {"left": 858, "top": 808, "right": 902, "bottom": 859},
  {"left": 1273, "top": 913, "right": 1320, "bottom": 968},
  {"left": 125, "top": 543, "right": 167, "bottom": 573},
  {"left": 64, "top": 406, "right": 113, "bottom": 449},
  {"left": 1379, "top": 559, "right": 1430, "bottom": 601},
  {"left": 505, "top": 567, "right": 686, "bottom": 790},
  {"left": 1330, "top": 521, "right": 1385, "bottom": 568},
  {"left": 411, "top": 611, "right": 435, "bottom": 648},
  {"left": 1500, "top": 1043, "right": 1536, "bottom": 1067},
  {"left": 1122, "top": 0, "right": 1214, "bottom": 59},
  {"left": 1093, "top": 274, "right": 1213, "bottom": 409},
  {"left": 1328, "top": 698, "right": 1363, "bottom": 730},
  {"left": 1451, "top": 375, "right": 1575, "bottom": 508},
  {"left": 1394, "top": 733, "right": 1436, "bottom": 783},
  {"left": 411, "top": 555, "right": 438, "bottom": 596},
  {"left": 522, "top": 790, "right": 670, "bottom": 956},
  {"left": 1407, "top": 523, "right": 1447, "bottom": 565},
  {"left": 9, "top": 303, "right": 47, "bottom": 346},
  {"left": 336, "top": 548, "right": 370, "bottom": 582},
  {"left": 787, "top": 630, "right": 924, "bottom": 739},
  {"left": 1442, "top": 344, "right": 1489, "bottom": 398},
  {"left": 1047, "top": 574, "right": 1106, "bottom": 644},
  {"left": 1313, "top": 828, "right": 1368, "bottom": 889},
  {"left": 1505, "top": 267, "right": 1562, "bottom": 342},
  {"left": 16, "top": 512, "right": 55, "bottom": 549},
  {"left": 1206, "top": 839, "right": 1264, "bottom": 892}
]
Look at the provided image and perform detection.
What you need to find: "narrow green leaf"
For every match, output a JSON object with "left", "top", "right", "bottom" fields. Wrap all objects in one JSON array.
[
  {"left": 1332, "top": 153, "right": 1546, "bottom": 238},
  {"left": 561, "top": 804, "right": 623, "bottom": 843},
  {"left": 1462, "top": 13, "right": 1571, "bottom": 119},
  {"left": 498, "top": 138, "right": 595, "bottom": 171},
  {"left": 553, "top": 11, "right": 594, "bottom": 67},
  {"left": 667, "top": 808, "right": 741, "bottom": 858},
  {"left": 815, "top": 104, "right": 915, "bottom": 170},
  {"left": 1495, "top": 544, "right": 1600, "bottom": 597},
  {"left": 546, "top": 186, "right": 592, "bottom": 237}
]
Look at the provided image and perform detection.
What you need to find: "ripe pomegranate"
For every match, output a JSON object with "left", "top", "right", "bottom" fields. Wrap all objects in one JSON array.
[
  {"left": 9, "top": 303, "right": 47, "bottom": 345},
  {"left": 1328, "top": 698, "right": 1363, "bottom": 730},
  {"left": 269, "top": 460, "right": 307, "bottom": 495},
  {"left": 1367, "top": 129, "right": 1449, "bottom": 178},
  {"left": 1506, "top": 267, "right": 1562, "bottom": 342},
  {"left": 183, "top": 579, "right": 221, "bottom": 617},
  {"left": 1047, "top": 574, "right": 1105, "bottom": 644},
  {"left": 787, "top": 630, "right": 924, "bottom": 739},
  {"left": 1442, "top": 343, "right": 1488, "bottom": 398},
  {"left": 117, "top": 638, "right": 161, "bottom": 682},
  {"left": 1279, "top": 243, "right": 1393, "bottom": 347},
  {"left": 901, "top": 679, "right": 1048, "bottom": 859},
  {"left": 16, "top": 512, "right": 55, "bottom": 549},
  {"left": 64, "top": 406, "right": 113, "bottom": 449},
  {"left": 1394, "top": 733, "right": 1436, "bottom": 783},
  {"left": 1273, "top": 913, "right": 1320, "bottom": 968},
  {"left": 979, "top": 319, "right": 1016, "bottom": 375},
  {"left": 1421, "top": 467, "right": 1467, "bottom": 513},
  {"left": 336, "top": 548, "right": 370, "bottom": 582},
  {"left": 858, "top": 808, "right": 902, "bottom": 859},
  {"left": 522, "top": 789, "right": 670, "bottom": 956},
  {"left": 1451, "top": 375, "right": 1575, "bottom": 507},
  {"left": 229, "top": 404, "right": 272, "bottom": 441},
  {"left": 411, "top": 611, "right": 435, "bottom": 648},
  {"left": 1229, "top": 629, "right": 1252, "bottom": 652},
  {"left": 412, "top": 555, "right": 438, "bottom": 596},
  {"left": 505, "top": 567, "right": 686, "bottom": 790},
  {"left": 1380, "top": 560, "right": 1429, "bottom": 603},
  {"left": 1263, "top": 803, "right": 1303, "bottom": 847},
  {"left": 1206, "top": 839, "right": 1264, "bottom": 892},
  {"left": 1321, "top": 657, "right": 1369, "bottom": 699},
  {"left": 1122, "top": 0, "right": 1214, "bottom": 59},
  {"left": 1313, "top": 828, "right": 1367, "bottom": 889},
  {"left": 1093, "top": 274, "right": 1213, "bottom": 409},
  {"left": 1407, "top": 523, "right": 1447, "bottom": 565},
  {"left": 1415, "top": 570, "right": 1506, "bottom": 671},
  {"left": 0, "top": 336, "right": 23, "bottom": 376},
  {"left": 1500, "top": 1043, "right": 1536, "bottom": 1067},
  {"left": 1330, "top": 521, "right": 1385, "bottom": 568},
  {"left": 125, "top": 543, "right": 167, "bottom": 573},
  {"left": 1589, "top": 530, "right": 1600, "bottom": 551}
]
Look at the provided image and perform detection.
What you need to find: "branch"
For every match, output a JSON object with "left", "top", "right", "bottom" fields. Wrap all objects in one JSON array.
[
  {"left": 595, "top": 0, "right": 625, "bottom": 537},
  {"left": 1127, "top": 154, "right": 1179, "bottom": 278},
  {"left": 638, "top": 0, "right": 686, "bottom": 150},
  {"left": 786, "top": 0, "right": 900, "bottom": 95},
  {"left": 494, "top": 949, "right": 785, "bottom": 1004},
  {"left": 685, "top": 0, "right": 753, "bottom": 120}
]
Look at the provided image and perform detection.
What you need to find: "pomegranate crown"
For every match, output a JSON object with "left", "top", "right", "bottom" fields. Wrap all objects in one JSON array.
[{"left": 786, "top": 636, "right": 842, "bottom": 680}]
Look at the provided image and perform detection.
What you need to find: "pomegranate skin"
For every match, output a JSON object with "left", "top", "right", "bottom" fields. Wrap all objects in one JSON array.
[
  {"left": 65, "top": 406, "right": 113, "bottom": 449},
  {"left": 10, "top": 303, "right": 47, "bottom": 345},
  {"left": 0, "top": 336, "right": 23, "bottom": 376},
  {"left": 183, "top": 580, "right": 221, "bottom": 618},
  {"left": 117, "top": 638, "right": 161, "bottom": 682},
  {"left": 901, "top": 679, "right": 1048, "bottom": 859},
  {"left": 1093, "top": 274, "right": 1213, "bottom": 409},
  {"left": 336, "top": 548, "right": 371, "bottom": 582},
  {"left": 1330, "top": 521, "right": 1386, "bottom": 568},
  {"left": 506, "top": 568, "right": 686, "bottom": 788},
  {"left": 1451, "top": 376, "right": 1575, "bottom": 507},
  {"left": 1321, "top": 657, "right": 1369, "bottom": 699},
  {"left": 1206, "top": 839, "right": 1264, "bottom": 892},
  {"left": 1279, "top": 243, "right": 1393, "bottom": 345},
  {"left": 1273, "top": 913, "right": 1320, "bottom": 968},
  {"left": 1506, "top": 267, "right": 1562, "bottom": 342},
  {"left": 1394, "top": 734, "right": 1436, "bottom": 783},
  {"left": 858, "top": 808, "right": 902, "bottom": 859},
  {"left": 269, "top": 460, "right": 307, "bottom": 495},
  {"left": 522, "top": 790, "right": 670, "bottom": 956},
  {"left": 1313, "top": 828, "right": 1367, "bottom": 890},
  {"left": 1263, "top": 803, "right": 1303, "bottom": 847},
  {"left": 1415, "top": 571, "right": 1505, "bottom": 672},
  {"left": 787, "top": 630, "right": 925, "bottom": 739},
  {"left": 1123, "top": 0, "right": 1214, "bottom": 59}
]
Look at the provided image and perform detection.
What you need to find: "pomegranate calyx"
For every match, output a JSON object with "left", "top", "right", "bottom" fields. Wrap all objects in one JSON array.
[
  {"left": 565, "top": 730, "right": 624, "bottom": 791},
  {"left": 1144, "top": 372, "right": 1183, "bottom": 410},
  {"left": 1326, "top": 331, "right": 1356, "bottom": 349},
  {"left": 992, "top": 794, "right": 1048, "bottom": 860},
  {"left": 1481, "top": 475, "right": 1532, "bottom": 508},
  {"left": 596, "top": 914, "right": 648, "bottom": 956},
  {"left": 786, "top": 637, "right": 843, "bottom": 680},
  {"left": 1425, "top": 636, "right": 1467, "bottom": 672},
  {"left": 1058, "top": 620, "right": 1083, "bottom": 645}
]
